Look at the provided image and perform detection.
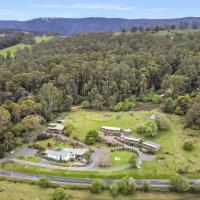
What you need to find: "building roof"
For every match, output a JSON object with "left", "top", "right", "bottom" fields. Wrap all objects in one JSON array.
[
  {"left": 102, "top": 126, "right": 121, "bottom": 131},
  {"left": 121, "top": 135, "right": 141, "bottom": 142},
  {"left": 48, "top": 123, "right": 65, "bottom": 131},
  {"left": 45, "top": 148, "right": 89, "bottom": 157},
  {"left": 62, "top": 148, "right": 89, "bottom": 156},
  {"left": 143, "top": 141, "right": 161, "bottom": 149},
  {"left": 45, "top": 149, "right": 71, "bottom": 158}
]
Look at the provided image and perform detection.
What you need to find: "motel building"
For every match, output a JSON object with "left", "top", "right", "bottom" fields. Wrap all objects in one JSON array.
[
  {"left": 142, "top": 141, "right": 161, "bottom": 153},
  {"left": 120, "top": 135, "right": 142, "bottom": 147},
  {"left": 101, "top": 126, "right": 121, "bottom": 136}
]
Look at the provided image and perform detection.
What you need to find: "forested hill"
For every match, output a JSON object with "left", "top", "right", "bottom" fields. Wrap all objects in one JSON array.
[{"left": 0, "top": 17, "right": 200, "bottom": 35}]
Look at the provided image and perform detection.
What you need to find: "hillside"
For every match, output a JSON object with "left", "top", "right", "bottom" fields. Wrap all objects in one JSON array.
[{"left": 0, "top": 17, "right": 200, "bottom": 35}]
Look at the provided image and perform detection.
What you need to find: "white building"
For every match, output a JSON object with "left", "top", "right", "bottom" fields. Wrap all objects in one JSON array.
[
  {"left": 101, "top": 126, "right": 121, "bottom": 135},
  {"left": 142, "top": 141, "right": 161, "bottom": 152},
  {"left": 44, "top": 148, "right": 89, "bottom": 162}
]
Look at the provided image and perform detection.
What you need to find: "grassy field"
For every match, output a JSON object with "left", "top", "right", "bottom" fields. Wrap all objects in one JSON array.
[
  {"left": 0, "top": 35, "right": 53, "bottom": 57},
  {"left": 0, "top": 180, "right": 200, "bottom": 200},
  {"left": 17, "top": 155, "right": 42, "bottom": 163},
  {"left": 1, "top": 107, "right": 200, "bottom": 179},
  {"left": 111, "top": 151, "right": 134, "bottom": 167}
]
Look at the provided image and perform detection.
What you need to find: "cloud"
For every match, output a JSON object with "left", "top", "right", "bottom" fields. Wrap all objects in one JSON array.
[{"left": 31, "top": 3, "right": 134, "bottom": 11}]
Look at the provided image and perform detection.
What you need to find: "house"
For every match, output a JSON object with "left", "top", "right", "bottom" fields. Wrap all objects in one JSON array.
[
  {"left": 44, "top": 148, "right": 89, "bottom": 162},
  {"left": 44, "top": 149, "right": 75, "bottom": 162},
  {"left": 101, "top": 126, "right": 121, "bottom": 136},
  {"left": 120, "top": 135, "right": 142, "bottom": 147},
  {"left": 47, "top": 123, "right": 65, "bottom": 134},
  {"left": 62, "top": 148, "right": 89, "bottom": 159},
  {"left": 142, "top": 141, "right": 161, "bottom": 153}
]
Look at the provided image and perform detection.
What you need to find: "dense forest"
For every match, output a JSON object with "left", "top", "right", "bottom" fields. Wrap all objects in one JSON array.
[
  {"left": 0, "top": 31, "right": 200, "bottom": 155},
  {"left": 0, "top": 32, "right": 35, "bottom": 50}
]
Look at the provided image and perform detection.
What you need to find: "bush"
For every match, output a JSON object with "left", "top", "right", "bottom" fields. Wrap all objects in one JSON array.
[
  {"left": 163, "top": 97, "right": 176, "bottom": 113},
  {"left": 81, "top": 100, "right": 92, "bottom": 109},
  {"left": 38, "top": 177, "right": 50, "bottom": 188},
  {"left": 91, "top": 179, "right": 103, "bottom": 193},
  {"left": 63, "top": 120, "right": 75, "bottom": 136},
  {"left": 136, "top": 123, "right": 146, "bottom": 134},
  {"left": 170, "top": 177, "right": 190, "bottom": 192},
  {"left": 85, "top": 130, "right": 100, "bottom": 145},
  {"left": 191, "top": 184, "right": 200, "bottom": 193},
  {"left": 52, "top": 187, "right": 68, "bottom": 200},
  {"left": 142, "top": 182, "right": 149, "bottom": 192},
  {"left": 37, "top": 133, "right": 51, "bottom": 141},
  {"left": 114, "top": 99, "right": 134, "bottom": 112},
  {"left": 136, "top": 121, "right": 158, "bottom": 137},
  {"left": 109, "top": 181, "right": 120, "bottom": 197},
  {"left": 129, "top": 155, "right": 137, "bottom": 168},
  {"left": 152, "top": 94, "right": 161, "bottom": 104},
  {"left": 154, "top": 115, "right": 171, "bottom": 131},
  {"left": 144, "top": 121, "right": 158, "bottom": 137},
  {"left": 119, "top": 177, "right": 137, "bottom": 195},
  {"left": 114, "top": 102, "right": 125, "bottom": 112},
  {"left": 183, "top": 140, "right": 194, "bottom": 151}
]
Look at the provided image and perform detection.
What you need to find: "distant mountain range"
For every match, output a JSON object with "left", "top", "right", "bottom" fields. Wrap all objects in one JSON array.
[{"left": 0, "top": 17, "right": 200, "bottom": 35}]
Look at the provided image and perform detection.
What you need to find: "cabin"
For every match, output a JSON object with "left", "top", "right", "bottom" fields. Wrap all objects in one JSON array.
[
  {"left": 120, "top": 135, "right": 142, "bottom": 147},
  {"left": 142, "top": 141, "right": 161, "bottom": 153},
  {"left": 101, "top": 126, "right": 121, "bottom": 136},
  {"left": 44, "top": 148, "right": 89, "bottom": 162},
  {"left": 47, "top": 123, "right": 65, "bottom": 134}
]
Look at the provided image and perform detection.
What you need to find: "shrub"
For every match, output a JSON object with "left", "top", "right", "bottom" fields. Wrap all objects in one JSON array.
[
  {"left": 136, "top": 123, "right": 146, "bottom": 134},
  {"left": 152, "top": 94, "right": 161, "bottom": 104},
  {"left": 142, "top": 181, "right": 150, "bottom": 192},
  {"left": 85, "top": 130, "right": 100, "bottom": 145},
  {"left": 129, "top": 155, "right": 137, "bottom": 168},
  {"left": 114, "top": 102, "right": 125, "bottom": 112},
  {"left": 170, "top": 177, "right": 190, "bottom": 192},
  {"left": 63, "top": 120, "right": 75, "bottom": 136},
  {"left": 38, "top": 177, "right": 50, "bottom": 188},
  {"left": 109, "top": 181, "right": 120, "bottom": 197},
  {"left": 37, "top": 133, "right": 51, "bottom": 141},
  {"left": 183, "top": 140, "right": 194, "bottom": 151},
  {"left": 81, "top": 100, "right": 92, "bottom": 109},
  {"left": 144, "top": 121, "right": 158, "bottom": 137},
  {"left": 91, "top": 179, "right": 103, "bottom": 193},
  {"left": 154, "top": 115, "right": 171, "bottom": 131},
  {"left": 52, "top": 187, "right": 68, "bottom": 200},
  {"left": 119, "top": 177, "right": 137, "bottom": 195},
  {"left": 163, "top": 97, "right": 176, "bottom": 113},
  {"left": 191, "top": 184, "right": 200, "bottom": 193}
]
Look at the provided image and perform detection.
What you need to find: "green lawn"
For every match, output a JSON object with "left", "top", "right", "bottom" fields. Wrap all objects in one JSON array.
[
  {"left": 1, "top": 180, "right": 200, "bottom": 200},
  {"left": 17, "top": 155, "right": 42, "bottom": 163},
  {"left": 111, "top": 151, "right": 134, "bottom": 167},
  {"left": 34, "top": 138, "right": 72, "bottom": 150}
]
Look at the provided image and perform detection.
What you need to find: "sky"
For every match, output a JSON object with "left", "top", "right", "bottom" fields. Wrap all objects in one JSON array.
[{"left": 0, "top": 0, "right": 199, "bottom": 20}]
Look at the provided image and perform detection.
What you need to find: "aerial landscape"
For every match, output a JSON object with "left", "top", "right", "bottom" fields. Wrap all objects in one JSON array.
[{"left": 1, "top": 0, "right": 200, "bottom": 199}]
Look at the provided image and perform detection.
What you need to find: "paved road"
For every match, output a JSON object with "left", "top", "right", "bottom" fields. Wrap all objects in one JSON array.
[{"left": 0, "top": 169, "right": 171, "bottom": 187}]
